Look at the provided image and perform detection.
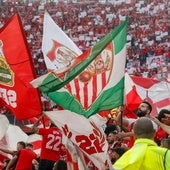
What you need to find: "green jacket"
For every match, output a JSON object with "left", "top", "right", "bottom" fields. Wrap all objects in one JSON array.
[{"left": 113, "top": 138, "right": 170, "bottom": 170}]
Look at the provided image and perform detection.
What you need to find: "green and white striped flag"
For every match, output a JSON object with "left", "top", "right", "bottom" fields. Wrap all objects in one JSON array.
[{"left": 31, "top": 19, "right": 128, "bottom": 118}]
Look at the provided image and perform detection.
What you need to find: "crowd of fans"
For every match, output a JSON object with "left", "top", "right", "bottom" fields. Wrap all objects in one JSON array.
[
  {"left": 0, "top": 1, "right": 170, "bottom": 169},
  {"left": 0, "top": 101, "right": 170, "bottom": 169},
  {"left": 0, "top": 0, "right": 169, "bottom": 111}
]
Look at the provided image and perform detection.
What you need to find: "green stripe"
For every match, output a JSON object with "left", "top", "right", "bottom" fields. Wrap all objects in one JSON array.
[{"left": 114, "top": 22, "right": 127, "bottom": 55}]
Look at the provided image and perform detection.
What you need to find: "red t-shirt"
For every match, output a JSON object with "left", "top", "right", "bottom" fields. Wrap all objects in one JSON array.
[
  {"left": 38, "top": 127, "right": 62, "bottom": 162},
  {"left": 154, "top": 128, "right": 168, "bottom": 145},
  {"left": 15, "top": 148, "right": 37, "bottom": 170}
]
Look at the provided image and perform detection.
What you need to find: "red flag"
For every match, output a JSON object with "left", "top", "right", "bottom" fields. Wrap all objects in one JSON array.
[{"left": 0, "top": 13, "right": 42, "bottom": 120}]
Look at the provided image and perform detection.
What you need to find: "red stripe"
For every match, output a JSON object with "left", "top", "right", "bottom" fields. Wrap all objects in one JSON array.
[
  {"left": 131, "top": 75, "right": 160, "bottom": 88},
  {"left": 83, "top": 82, "right": 88, "bottom": 109},
  {"left": 31, "top": 140, "right": 42, "bottom": 150},
  {"left": 66, "top": 83, "right": 71, "bottom": 93},
  {"left": 155, "top": 98, "right": 170, "bottom": 108},
  {"left": 74, "top": 79, "right": 80, "bottom": 102},
  {"left": 92, "top": 75, "right": 97, "bottom": 103},
  {"left": 102, "top": 72, "right": 106, "bottom": 89}
]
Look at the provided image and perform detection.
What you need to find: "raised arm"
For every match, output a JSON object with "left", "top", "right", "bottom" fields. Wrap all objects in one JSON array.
[
  {"left": 151, "top": 116, "right": 170, "bottom": 134},
  {"left": 0, "top": 147, "right": 15, "bottom": 155}
]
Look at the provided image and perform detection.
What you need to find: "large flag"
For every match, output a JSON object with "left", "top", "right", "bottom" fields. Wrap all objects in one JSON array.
[
  {"left": 31, "top": 19, "right": 128, "bottom": 118},
  {"left": 0, "top": 13, "right": 42, "bottom": 120},
  {"left": 45, "top": 110, "right": 111, "bottom": 170},
  {"left": 125, "top": 73, "right": 170, "bottom": 116}
]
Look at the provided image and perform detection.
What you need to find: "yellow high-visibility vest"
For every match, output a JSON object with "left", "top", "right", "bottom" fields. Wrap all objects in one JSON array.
[{"left": 113, "top": 138, "right": 170, "bottom": 170}]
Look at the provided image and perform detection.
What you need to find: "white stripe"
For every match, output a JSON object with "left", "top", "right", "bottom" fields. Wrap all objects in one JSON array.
[
  {"left": 106, "top": 45, "right": 126, "bottom": 88},
  {"left": 79, "top": 80, "right": 85, "bottom": 107},
  {"left": 68, "top": 80, "right": 76, "bottom": 99},
  {"left": 87, "top": 79, "right": 93, "bottom": 107}
]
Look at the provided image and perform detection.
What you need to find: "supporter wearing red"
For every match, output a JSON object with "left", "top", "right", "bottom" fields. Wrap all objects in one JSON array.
[
  {"left": 116, "top": 101, "right": 158, "bottom": 148},
  {"left": 11, "top": 143, "right": 37, "bottom": 170},
  {"left": 154, "top": 109, "right": 170, "bottom": 145},
  {"left": 33, "top": 115, "right": 62, "bottom": 170},
  {"left": 152, "top": 112, "right": 170, "bottom": 136},
  {"left": 0, "top": 141, "right": 26, "bottom": 170}
]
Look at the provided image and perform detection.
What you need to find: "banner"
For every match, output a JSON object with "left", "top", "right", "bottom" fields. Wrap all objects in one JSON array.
[
  {"left": 45, "top": 110, "right": 110, "bottom": 170},
  {"left": 125, "top": 73, "right": 170, "bottom": 116},
  {"left": 0, "top": 13, "right": 42, "bottom": 120},
  {"left": 31, "top": 19, "right": 128, "bottom": 118}
]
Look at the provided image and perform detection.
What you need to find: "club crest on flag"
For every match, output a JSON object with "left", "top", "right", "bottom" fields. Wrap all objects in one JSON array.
[
  {"left": 0, "top": 40, "right": 14, "bottom": 87},
  {"left": 32, "top": 16, "right": 127, "bottom": 118},
  {"left": 65, "top": 43, "right": 113, "bottom": 109}
]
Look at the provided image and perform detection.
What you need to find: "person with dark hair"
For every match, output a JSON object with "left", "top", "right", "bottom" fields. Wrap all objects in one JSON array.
[
  {"left": 109, "top": 147, "right": 126, "bottom": 164},
  {"left": 104, "top": 124, "right": 118, "bottom": 136},
  {"left": 154, "top": 109, "right": 170, "bottom": 145},
  {"left": 116, "top": 101, "right": 158, "bottom": 148},
  {"left": 53, "top": 160, "right": 67, "bottom": 170},
  {"left": 7, "top": 143, "right": 37, "bottom": 170},
  {"left": 32, "top": 114, "right": 62, "bottom": 170},
  {"left": 152, "top": 114, "right": 170, "bottom": 135},
  {"left": 0, "top": 141, "right": 26, "bottom": 170},
  {"left": 113, "top": 117, "right": 170, "bottom": 170},
  {"left": 157, "top": 109, "right": 170, "bottom": 121}
]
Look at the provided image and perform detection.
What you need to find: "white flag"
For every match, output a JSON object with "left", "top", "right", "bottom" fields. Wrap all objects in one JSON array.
[
  {"left": 42, "top": 11, "right": 82, "bottom": 73},
  {"left": 45, "top": 110, "right": 109, "bottom": 170}
]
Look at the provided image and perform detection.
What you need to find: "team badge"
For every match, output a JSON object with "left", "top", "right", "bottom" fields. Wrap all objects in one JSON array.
[{"left": 0, "top": 40, "right": 14, "bottom": 87}]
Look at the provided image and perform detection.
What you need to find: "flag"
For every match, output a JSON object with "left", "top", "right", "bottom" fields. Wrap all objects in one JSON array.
[
  {"left": 0, "top": 123, "right": 28, "bottom": 163},
  {"left": 31, "top": 19, "right": 128, "bottom": 118},
  {"left": 42, "top": 11, "right": 82, "bottom": 73},
  {"left": 26, "top": 134, "right": 42, "bottom": 154},
  {"left": 45, "top": 110, "right": 110, "bottom": 170},
  {"left": 124, "top": 73, "right": 142, "bottom": 118},
  {"left": 126, "top": 74, "right": 170, "bottom": 116},
  {"left": 0, "top": 13, "right": 42, "bottom": 120}
]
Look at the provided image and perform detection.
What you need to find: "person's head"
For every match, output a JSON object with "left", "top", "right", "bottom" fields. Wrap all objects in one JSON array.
[
  {"left": 134, "top": 117, "right": 155, "bottom": 139},
  {"left": 161, "top": 138, "right": 170, "bottom": 149},
  {"left": 53, "top": 160, "right": 67, "bottom": 170},
  {"left": 157, "top": 109, "right": 170, "bottom": 125},
  {"left": 17, "top": 141, "right": 26, "bottom": 151},
  {"left": 109, "top": 147, "right": 126, "bottom": 164},
  {"left": 106, "top": 130, "right": 118, "bottom": 144},
  {"left": 104, "top": 125, "right": 118, "bottom": 136},
  {"left": 26, "top": 143, "right": 34, "bottom": 150},
  {"left": 50, "top": 121, "right": 56, "bottom": 128},
  {"left": 136, "top": 101, "right": 152, "bottom": 117}
]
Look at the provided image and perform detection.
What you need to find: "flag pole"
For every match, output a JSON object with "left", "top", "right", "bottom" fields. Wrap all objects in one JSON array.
[{"left": 120, "top": 105, "right": 124, "bottom": 132}]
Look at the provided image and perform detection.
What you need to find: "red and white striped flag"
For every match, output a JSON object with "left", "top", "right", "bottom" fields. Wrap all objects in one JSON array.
[{"left": 125, "top": 73, "right": 170, "bottom": 116}]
